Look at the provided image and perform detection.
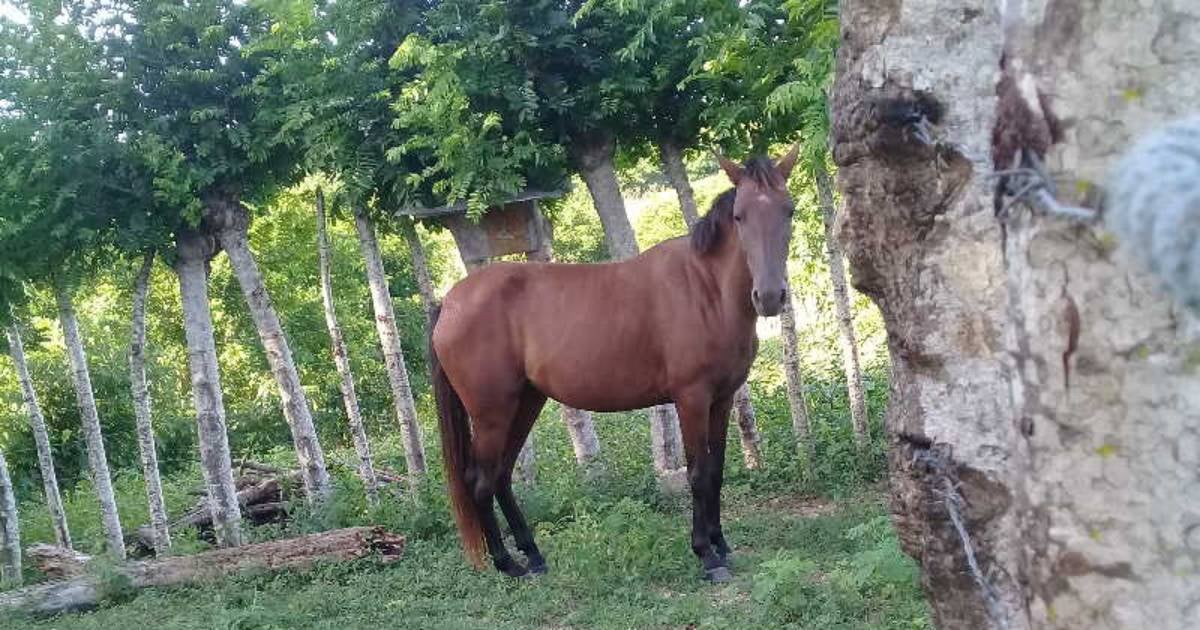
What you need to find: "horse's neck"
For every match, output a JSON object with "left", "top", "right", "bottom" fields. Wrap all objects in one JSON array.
[{"left": 700, "top": 230, "right": 756, "bottom": 324}]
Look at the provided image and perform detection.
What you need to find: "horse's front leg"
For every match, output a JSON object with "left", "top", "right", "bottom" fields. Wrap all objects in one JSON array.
[
  {"left": 707, "top": 394, "right": 735, "bottom": 562},
  {"left": 675, "top": 390, "right": 731, "bottom": 583}
]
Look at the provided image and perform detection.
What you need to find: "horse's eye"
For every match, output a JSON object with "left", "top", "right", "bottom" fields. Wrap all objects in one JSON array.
[{"left": 733, "top": 214, "right": 743, "bottom": 222}]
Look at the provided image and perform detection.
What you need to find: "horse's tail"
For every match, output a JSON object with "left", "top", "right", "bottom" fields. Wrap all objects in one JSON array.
[{"left": 428, "top": 304, "right": 486, "bottom": 569}]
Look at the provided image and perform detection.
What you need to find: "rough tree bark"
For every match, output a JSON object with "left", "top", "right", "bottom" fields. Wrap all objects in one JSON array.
[
  {"left": 814, "top": 164, "right": 870, "bottom": 445},
  {"left": 129, "top": 251, "right": 171, "bottom": 555},
  {"left": 400, "top": 218, "right": 437, "bottom": 333},
  {"left": 53, "top": 280, "right": 125, "bottom": 560},
  {"left": 572, "top": 134, "right": 686, "bottom": 486},
  {"left": 832, "top": 1, "right": 1199, "bottom": 628},
  {"left": 5, "top": 321, "right": 70, "bottom": 548},
  {"left": 779, "top": 290, "right": 811, "bottom": 460},
  {"left": 353, "top": 208, "right": 427, "bottom": 478},
  {"left": 315, "top": 190, "right": 379, "bottom": 506},
  {"left": 663, "top": 152, "right": 765, "bottom": 470},
  {"left": 0, "top": 450, "right": 20, "bottom": 584},
  {"left": 561, "top": 405, "right": 601, "bottom": 469},
  {"left": 205, "top": 195, "right": 332, "bottom": 502},
  {"left": 173, "top": 228, "right": 243, "bottom": 547}
]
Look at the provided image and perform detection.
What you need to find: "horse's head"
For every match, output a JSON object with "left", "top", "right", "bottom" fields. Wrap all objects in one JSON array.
[{"left": 717, "top": 145, "right": 799, "bottom": 317}]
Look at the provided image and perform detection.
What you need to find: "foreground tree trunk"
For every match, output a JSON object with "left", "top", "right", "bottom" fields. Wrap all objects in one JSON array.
[
  {"left": 833, "top": 1, "right": 1199, "bottom": 627},
  {"left": 353, "top": 209, "right": 427, "bottom": 478},
  {"left": 206, "top": 196, "right": 331, "bottom": 502},
  {"left": 129, "top": 251, "right": 170, "bottom": 555},
  {"left": 814, "top": 165, "right": 869, "bottom": 445},
  {"left": 779, "top": 291, "right": 811, "bottom": 461},
  {"left": 54, "top": 280, "right": 125, "bottom": 560},
  {"left": 1, "top": 527, "right": 405, "bottom": 616},
  {"left": 5, "top": 322, "right": 71, "bottom": 548},
  {"left": 315, "top": 190, "right": 379, "bottom": 506},
  {"left": 0, "top": 450, "right": 19, "bottom": 585},
  {"left": 663, "top": 154, "right": 765, "bottom": 469},
  {"left": 173, "top": 229, "right": 243, "bottom": 547}
]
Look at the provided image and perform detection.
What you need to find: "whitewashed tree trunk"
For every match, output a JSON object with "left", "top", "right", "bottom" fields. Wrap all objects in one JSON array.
[
  {"left": 833, "top": 1, "right": 1199, "bottom": 627},
  {"left": 353, "top": 208, "right": 427, "bottom": 478},
  {"left": 561, "top": 405, "right": 601, "bottom": 469},
  {"left": 5, "top": 321, "right": 70, "bottom": 548},
  {"left": 173, "top": 229, "right": 243, "bottom": 547},
  {"left": 400, "top": 218, "right": 437, "bottom": 332},
  {"left": 0, "top": 450, "right": 20, "bottom": 585},
  {"left": 814, "top": 165, "right": 869, "bottom": 445},
  {"left": 54, "top": 280, "right": 125, "bottom": 560},
  {"left": 779, "top": 291, "right": 811, "bottom": 460},
  {"left": 663, "top": 151, "right": 765, "bottom": 469},
  {"left": 315, "top": 190, "right": 379, "bottom": 506},
  {"left": 206, "top": 196, "right": 331, "bottom": 502},
  {"left": 129, "top": 251, "right": 170, "bottom": 555}
]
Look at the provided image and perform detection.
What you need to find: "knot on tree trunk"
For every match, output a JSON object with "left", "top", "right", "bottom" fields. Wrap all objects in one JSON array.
[
  {"left": 202, "top": 192, "right": 250, "bottom": 237},
  {"left": 569, "top": 131, "right": 615, "bottom": 171},
  {"left": 174, "top": 227, "right": 220, "bottom": 265}
]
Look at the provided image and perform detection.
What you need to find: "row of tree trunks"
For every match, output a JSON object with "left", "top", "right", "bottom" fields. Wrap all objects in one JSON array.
[
  {"left": 315, "top": 190, "right": 380, "bottom": 506},
  {"left": 205, "top": 196, "right": 332, "bottom": 503},
  {"left": 3, "top": 527, "right": 406, "bottom": 616},
  {"left": 832, "top": 0, "right": 1198, "bottom": 627},
  {"left": 354, "top": 209, "right": 428, "bottom": 480},
  {"left": 5, "top": 320, "right": 71, "bottom": 548},
  {"left": 0, "top": 449, "right": 20, "bottom": 584},
  {"left": 129, "top": 251, "right": 171, "bottom": 555},
  {"left": 173, "top": 229, "right": 244, "bottom": 548},
  {"left": 660, "top": 144, "right": 768, "bottom": 469},
  {"left": 53, "top": 280, "right": 126, "bottom": 560}
]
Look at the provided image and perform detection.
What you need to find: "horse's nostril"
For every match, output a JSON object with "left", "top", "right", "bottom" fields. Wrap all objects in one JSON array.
[
  {"left": 778, "top": 289, "right": 787, "bottom": 304},
  {"left": 752, "top": 289, "right": 760, "bottom": 303}
]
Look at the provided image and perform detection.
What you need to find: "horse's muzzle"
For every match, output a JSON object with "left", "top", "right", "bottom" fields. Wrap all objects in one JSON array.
[{"left": 752, "top": 287, "right": 786, "bottom": 317}]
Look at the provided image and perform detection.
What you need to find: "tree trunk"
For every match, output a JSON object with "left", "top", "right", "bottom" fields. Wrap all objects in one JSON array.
[
  {"left": 662, "top": 142, "right": 765, "bottom": 469},
  {"left": 53, "top": 280, "right": 125, "bottom": 560},
  {"left": 315, "top": 190, "right": 379, "bottom": 506},
  {"left": 561, "top": 406, "right": 601, "bottom": 469},
  {"left": 206, "top": 195, "right": 331, "bottom": 502},
  {"left": 571, "top": 133, "right": 640, "bottom": 260},
  {"left": 173, "top": 228, "right": 243, "bottom": 548},
  {"left": 0, "top": 450, "right": 20, "bottom": 585},
  {"left": 353, "top": 208, "right": 427, "bottom": 478},
  {"left": 5, "top": 321, "right": 71, "bottom": 548},
  {"left": 779, "top": 290, "right": 811, "bottom": 461},
  {"left": 129, "top": 251, "right": 170, "bottom": 555},
  {"left": 658, "top": 139, "right": 700, "bottom": 227},
  {"left": 731, "top": 386, "right": 763, "bottom": 470},
  {"left": 0, "top": 527, "right": 405, "bottom": 616},
  {"left": 814, "top": 164, "right": 869, "bottom": 445},
  {"left": 400, "top": 218, "right": 437, "bottom": 332},
  {"left": 832, "top": 1, "right": 1199, "bottom": 628}
]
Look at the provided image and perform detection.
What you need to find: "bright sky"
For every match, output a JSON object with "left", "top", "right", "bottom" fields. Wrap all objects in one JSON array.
[{"left": 0, "top": 2, "right": 27, "bottom": 25}]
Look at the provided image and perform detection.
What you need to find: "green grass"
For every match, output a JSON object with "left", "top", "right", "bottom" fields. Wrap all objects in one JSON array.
[{"left": 5, "top": 489, "right": 928, "bottom": 629}]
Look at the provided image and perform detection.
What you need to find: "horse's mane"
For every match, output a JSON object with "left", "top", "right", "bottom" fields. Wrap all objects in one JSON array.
[{"left": 690, "top": 156, "right": 780, "bottom": 254}]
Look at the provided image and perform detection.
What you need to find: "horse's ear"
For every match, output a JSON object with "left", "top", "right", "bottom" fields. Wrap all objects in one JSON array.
[
  {"left": 775, "top": 143, "right": 801, "bottom": 182},
  {"left": 717, "top": 153, "right": 744, "bottom": 184}
]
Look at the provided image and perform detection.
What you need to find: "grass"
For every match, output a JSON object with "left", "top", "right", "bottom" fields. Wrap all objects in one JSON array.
[{"left": 5, "top": 488, "right": 928, "bottom": 629}]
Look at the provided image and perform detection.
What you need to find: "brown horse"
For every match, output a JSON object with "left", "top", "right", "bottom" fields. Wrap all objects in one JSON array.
[{"left": 429, "top": 146, "right": 798, "bottom": 582}]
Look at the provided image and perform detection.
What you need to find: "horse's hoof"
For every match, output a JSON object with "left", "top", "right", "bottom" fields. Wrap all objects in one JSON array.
[
  {"left": 501, "top": 563, "right": 530, "bottom": 579},
  {"left": 704, "top": 566, "right": 733, "bottom": 584},
  {"left": 528, "top": 562, "right": 548, "bottom": 576}
]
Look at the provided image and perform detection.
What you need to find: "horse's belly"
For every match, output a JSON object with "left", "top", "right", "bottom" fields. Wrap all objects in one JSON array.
[{"left": 525, "top": 344, "right": 667, "bottom": 413}]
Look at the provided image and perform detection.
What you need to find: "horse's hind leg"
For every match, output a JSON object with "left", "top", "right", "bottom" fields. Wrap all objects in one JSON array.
[
  {"left": 497, "top": 386, "right": 549, "bottom": 574},
  {"left": 465, "top": 395, "right": 528, "bottom": 577}
]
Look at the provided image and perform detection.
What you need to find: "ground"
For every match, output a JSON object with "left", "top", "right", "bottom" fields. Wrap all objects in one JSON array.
[{"left": 4, "top": 489, "right": 929, "bottom": 629}]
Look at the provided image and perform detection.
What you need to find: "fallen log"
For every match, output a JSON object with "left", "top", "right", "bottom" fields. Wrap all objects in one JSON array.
[
  {"left": 25, "top": 544, "right": 92, "bottom": 580},
  {"left": 3, "top": 526, "right": 405, "bottom": 615}
]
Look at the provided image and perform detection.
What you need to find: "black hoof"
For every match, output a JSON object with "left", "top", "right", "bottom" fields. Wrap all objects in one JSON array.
[
  {"left": 704, "top": 566, "right": 733, "bottom": 584},
  {"left": 500, "top": 562, "right": 529, "bottom": 579},
  {"left": 528, "top": 562, "right": 548, "bottom": 576}
]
